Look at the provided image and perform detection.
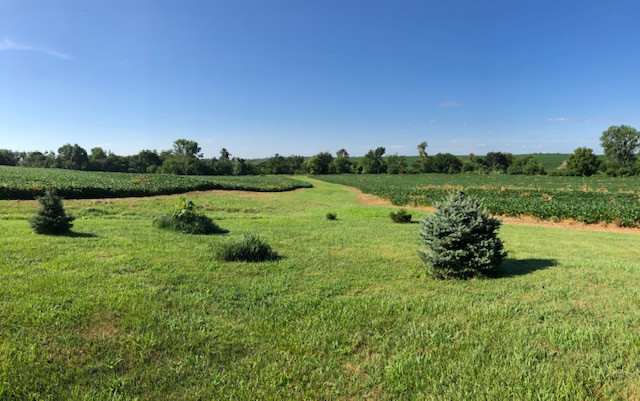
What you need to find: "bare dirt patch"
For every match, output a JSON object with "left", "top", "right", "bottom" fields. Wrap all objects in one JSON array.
[
  {"left": 343, "top": 186, "right": 435, "bottom": 212},
  {"left": 81, "top": 314, "right": 120, "bottom": 340},
  {"left": 343, "top": 185, "right": 640, "bottom": 234}
]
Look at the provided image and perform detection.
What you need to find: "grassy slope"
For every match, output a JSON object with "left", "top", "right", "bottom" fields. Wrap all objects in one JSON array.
[{"left": 1, "top": 178, "right": 639, "bottom": 399}]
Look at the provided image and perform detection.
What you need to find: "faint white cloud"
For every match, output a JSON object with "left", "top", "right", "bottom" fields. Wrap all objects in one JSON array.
[
  {"left": 548, "top": 117, "right": 570, "bottom": 122},
  {"left": 202, "top": 137, "right": 216, "bottom": 143},
  {"left": 428, "top": 119, "right": 435, "bottom": 123},
  {"left": 390, "top": 145, "right": 406, "bottom": 149},
  {"left": 0, "top": 37, "right": 70, "bottom": 60},
  {"left": 440, "top": 100, "right": 461, "bottom": 108}
]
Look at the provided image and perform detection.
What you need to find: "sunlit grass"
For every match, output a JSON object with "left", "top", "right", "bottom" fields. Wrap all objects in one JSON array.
[{"left": 0, "top": 177, "right": 639, "bottom": 399}]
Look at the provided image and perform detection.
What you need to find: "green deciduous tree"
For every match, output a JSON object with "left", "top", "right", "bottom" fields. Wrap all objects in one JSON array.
[
  {"left": 0, "top": 149, "right": 20, "bottom": 166},
  {"left": 430, "top": 153, "right": 462, "bottom": 174},
  {"left": 563, "top": 147, "right": 600, "bottom": 176},
  {"left": 130, "top": 150, "right": 162, "bottom": 173},
  {"left": 159, "top": 139, "right": 208, "bottom": 175},
  {"left": 331, "top": 149, "right": 354, "bottom": 173},
  {"left": 215, "top": 148, "right": 234, "bottom": 175},
  {"left": 306, "top": 152, "right": 334, "bottom": 174},
  {"left": 386, "top": 154, "right": 407, "bottom": 174},
  {"left": 21, "top": 151, "right": 57, "bottom": 168},
  {"left": 482, "top": 152, "right": 514, "bottom": 173},
  {"left": 412, "top": 141, "right": 431, "bottom": 173},
  {"left": 600, "top": 125, "right": 639, "bottom": 168},
  {"left": 172, "top": 139, "right": 202, "bottom": 158},
  {"left": 359, "top": 147, "right": 386, "bottom": 174},
  {"left": 57, "top": 144, "right": 89, "bottom": 170},
  {"left": 507, "top": 156, "right": 546, "bottom": 175}
]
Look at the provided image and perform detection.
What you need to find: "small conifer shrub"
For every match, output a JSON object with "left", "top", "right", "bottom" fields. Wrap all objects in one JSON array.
[
  {"left": 419, "top": 191, "right": 506, "bottom": 279},
  {"left": 326, "top": 212, "right": 337, "bottom": 220},
  {"left": 153, "top": 198, "right": 226, "bottom": 234},
  {"left": 390, "top": 208, "right": 412, "bottom": 223},
  {"left": 216, "top": 233, "right": 279, "bottom": 262},
  {"left": 30, "top": 190, "right": 75, "bottom": 235}
]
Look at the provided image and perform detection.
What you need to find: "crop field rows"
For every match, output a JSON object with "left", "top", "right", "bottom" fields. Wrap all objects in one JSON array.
[
  {"left": 0, "top": 166, "right": 312, "bottom": 199},
  {"left": 315, "top": 174, "right": 640, "bottom": 227}
]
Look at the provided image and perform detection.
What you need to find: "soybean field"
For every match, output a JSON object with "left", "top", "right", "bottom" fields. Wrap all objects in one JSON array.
[
  {"left": 0, "top": 166, "right": 312, "bottom": 199},
  {"left": 314, "top": 174, "right": 640, "bottom": 226}
]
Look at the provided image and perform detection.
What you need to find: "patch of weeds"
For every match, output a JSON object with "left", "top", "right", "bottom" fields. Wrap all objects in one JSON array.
[
  {"left": 153, "top": 198, "right": 228, "bottom": 234},
  {"left": 216, "top": 233, "right": 279, "bottom": 262}
]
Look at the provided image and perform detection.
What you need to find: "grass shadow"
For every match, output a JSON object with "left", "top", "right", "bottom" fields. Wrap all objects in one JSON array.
[
  {"left": 64, "top": 231, "right": 99, "bottom": 238},
  {"left": 488, "top": 258, "right": 557, "bottom": 278}
]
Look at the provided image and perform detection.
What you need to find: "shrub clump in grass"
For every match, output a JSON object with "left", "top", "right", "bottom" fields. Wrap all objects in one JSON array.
[
  {"left": 216, "top": 233, "right": 279, "bottom": 262},
  {"left": 30, "top": 190, "right": 75, "bottom": 235},
  {"left": 153, "top": 198, "right": 226, "bottom": 234},
  {"left": 326, "top": 212, "right": 337, "bottom": 220},
  {"left": 390, "top": 208, "right": 412, "bottom": 223},
  {"left": 419, "top": 191, "right": 506, "bottom": 279}
]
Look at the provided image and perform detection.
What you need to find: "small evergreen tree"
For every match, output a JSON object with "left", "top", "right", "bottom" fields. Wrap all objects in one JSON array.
[
  {"left": 418, "top": 191, "right": 506, "bottom": 279},
  {"left": 30, "top": 190, "right": 75, "bottom": 235}
]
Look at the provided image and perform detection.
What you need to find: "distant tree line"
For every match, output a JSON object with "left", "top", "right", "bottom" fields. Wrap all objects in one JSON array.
[
  {"left": 1, "top": 125, "right": 638, "bottom": 176},
  {"left": 0, "top": 140, "right": 259, "bottom": 175}
]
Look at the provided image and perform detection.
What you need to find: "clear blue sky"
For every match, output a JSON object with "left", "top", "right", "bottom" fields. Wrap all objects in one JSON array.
[{"left": 1, "top": 0, "right": 639, "bottom": 158}]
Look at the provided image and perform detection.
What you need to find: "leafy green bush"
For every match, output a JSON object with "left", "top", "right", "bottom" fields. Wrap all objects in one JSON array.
[
  {"left": 390, "top": 208, "right": 412, "bottom": 223},
  {"left": 326, "top": 212, "right": 337, "bottom": 220},
  {"left": 30, "top": 190, "right": 75, "bottom": 235},
  {"left": 153, "top": 198, "right": 226, "bottom": 234},
  {"left": 507, "top": 156, "right": 546, "bottom": 175},
  {"left": 419, "top": 191, "right": 506, "bottom": 279},
  {"left": 562, "top": 147, "right": 601, "bottom": 176},
  {"left": 216, "top": 233, "right": 279, "bottom": 262}
]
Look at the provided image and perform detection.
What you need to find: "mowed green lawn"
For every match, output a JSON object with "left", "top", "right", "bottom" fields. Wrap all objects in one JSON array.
[{"left": 1, "top": 177, "right": 639, "bottom": 400}]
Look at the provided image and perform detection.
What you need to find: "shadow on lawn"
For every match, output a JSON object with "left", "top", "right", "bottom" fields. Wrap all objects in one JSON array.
[
  {"left": 64, "top": 231, "right": 99, "bottom": 238},
  {"left": 489, "top": 258, "right": 557, "bottom": 278}
]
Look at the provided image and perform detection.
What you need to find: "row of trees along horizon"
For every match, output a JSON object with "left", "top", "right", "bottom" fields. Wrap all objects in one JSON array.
[{"left": 1, "top": 125, "right": 639, "bottom": 177}]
